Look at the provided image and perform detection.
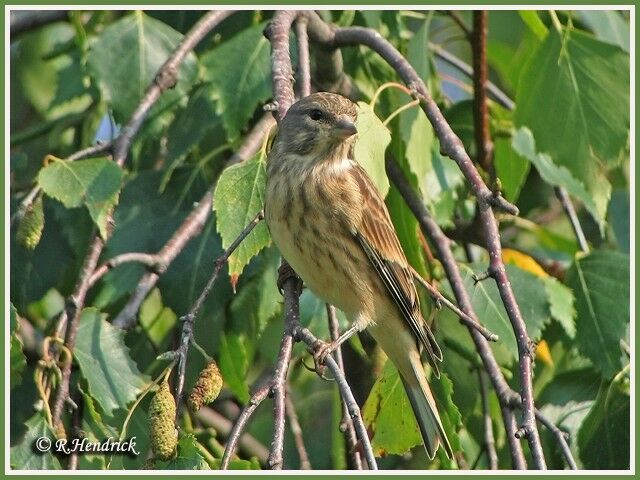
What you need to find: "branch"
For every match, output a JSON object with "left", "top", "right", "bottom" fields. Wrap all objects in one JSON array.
[
  {"left": 327, "top": 304, "right": 363, "bottom": 470},
  {"left": 221, "top": 384, "right": 271, "bottom": 469},
  {"left": 294, "top": 17, "right": 311, "bottom": 98},
  {"left": 472, "top": 11, "right": 494, "bottom": 178}
]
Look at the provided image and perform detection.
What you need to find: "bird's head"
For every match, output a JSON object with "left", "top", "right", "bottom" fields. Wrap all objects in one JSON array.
[{"left": 275, "top": 92, "right": 358, "bottom": 162}]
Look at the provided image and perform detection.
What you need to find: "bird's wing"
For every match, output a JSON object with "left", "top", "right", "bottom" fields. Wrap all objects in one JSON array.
[{"left": 347, "top": 164, "right": 442, "bottom": 374}]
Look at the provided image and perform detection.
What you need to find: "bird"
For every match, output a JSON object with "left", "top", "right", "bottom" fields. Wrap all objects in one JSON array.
[{"left": 264, "top": 91, "right": 453, "bottom": 460}]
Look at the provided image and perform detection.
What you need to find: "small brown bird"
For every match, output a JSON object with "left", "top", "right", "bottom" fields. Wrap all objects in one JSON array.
[{"left": 265, "top": 92, "right": 452, "bottom": 460}]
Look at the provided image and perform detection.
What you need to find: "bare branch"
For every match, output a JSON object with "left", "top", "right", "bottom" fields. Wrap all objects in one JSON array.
[
  {"left": 173, "top": 211, "right": 264, "bottom": 415},
  {"left": 285, "top": 385, "right": 312, "bottom": 469},
  {"left": 294, "top": 17, "right": 311, "bottom": 98},
  {"left": 554, "top": 187, "right": 589, "bottom": 253},
  {"left": 472, "top": 11, "right": 494, "bottom": 178},
  {"left": 445, "top": 10, "right": 472, "bottom": 39},
  {"left": 409, "top": 266, "right": 498, "bottom": 342}
]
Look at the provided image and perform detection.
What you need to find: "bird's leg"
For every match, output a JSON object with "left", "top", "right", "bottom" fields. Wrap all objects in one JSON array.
[{"left": 313, "top": 324, "right": 360, "bottom": 373}]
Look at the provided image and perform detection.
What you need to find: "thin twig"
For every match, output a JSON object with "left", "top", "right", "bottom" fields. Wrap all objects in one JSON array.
[
  {"left": 88, "top": 252, "right": 164, "bottom": 288},
  {"left": 266, "top": 265, "right": 298, "bottom": 469},
  {"left": 174, "top": 211, "right": 264, "bottom": 415},
  {"left": 409, "top": 266, "right": 498, "bottom": 342},
  {"left": 554, "top": 187, "right": 589, "bottom": 253},
  {"left": 428, "top": 43, "right": 514, "bottom": 110},
  {"left": 327, "top": 304, "right": 363, "bottom": 470},
  {"left": 445, "top": 10, "right": 472, "bottom": 39},
  {"left": 478, "top": 370, "right": 498, "bottom": 469},
  {"left": 285, "top": 385, "right": 312, "bottom": 469}
]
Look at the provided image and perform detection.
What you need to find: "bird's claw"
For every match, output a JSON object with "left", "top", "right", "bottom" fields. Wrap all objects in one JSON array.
[{"left": 277, "top": 262, "right": 303, "bottom": 295}]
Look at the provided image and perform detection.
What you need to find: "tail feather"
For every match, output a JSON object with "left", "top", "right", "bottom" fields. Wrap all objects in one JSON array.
[{"left": 401, "top": 354, "right": 453, "bottom": 460}]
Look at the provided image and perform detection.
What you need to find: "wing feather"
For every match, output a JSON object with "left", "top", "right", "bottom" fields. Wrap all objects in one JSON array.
[{"left": 348, "top": 165, "right": 442, "bottom": 373}]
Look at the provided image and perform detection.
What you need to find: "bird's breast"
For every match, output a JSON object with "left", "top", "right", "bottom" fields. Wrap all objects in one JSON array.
[{"left": 265, "top": 162, "right": 374, "bottom": 319}]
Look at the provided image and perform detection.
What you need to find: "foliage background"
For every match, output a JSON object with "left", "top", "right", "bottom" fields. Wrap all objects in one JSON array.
[{"left": 8, "top": 9, "right": 631, "bottom": 470}]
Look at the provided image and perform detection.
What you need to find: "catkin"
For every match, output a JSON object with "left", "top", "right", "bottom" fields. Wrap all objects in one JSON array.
[
  {"left": 148, "top": 379, "right": 177, "bottom": 461},
  {"left": 16, "top": 196, "right": 44, "bottom": 250},
  {"left": 187, "top": 361, "right": 223, "bottom": 412}
]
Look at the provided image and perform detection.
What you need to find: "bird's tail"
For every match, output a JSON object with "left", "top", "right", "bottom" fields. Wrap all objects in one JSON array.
[{"left": 399, "top": 350, "right": 454, "bottom": 460}]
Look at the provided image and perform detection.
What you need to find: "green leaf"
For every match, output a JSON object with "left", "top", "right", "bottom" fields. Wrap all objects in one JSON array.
[
  {"left": 162, "top": 84, "right": 222, "bottom": 190},
  {"left": 515, "top": 28, "right": 630, "bottom": 229},
  {"left": 213, "top": 153, "right": 270, "bottom": 279},
  {"left": 10, "top": 412, "right": 62, "bottom": 469},
  {"left": 10, "top": 304, "right": 26, "bottom": 389},
  {"left": 218, "top": 331, "right": 249, "bottom": 404},
  {"left": 139, "top": 288, "right": 178, "bottom": 349},
  {"left": 542, "top": 276, "right": 576, "bottom": 338},
  {"left": 201, "top": 22, "right": 271, "bottom": 140},
  {"left": 578, "top": 10, "right": 629, "bottom": 52},
  {"left": 74, "top": 308, "right": 149, "bottom": 416},
  {"left": 494, "top": 136, "right": 530, "bottom": 203},
  {"left": 459, "top": 264, "right": 551, "bottom": 361},
  {"left": 565, "top": 250, "right": 630, "bottom": 377},
  {"left": 38, "top": 157, "right": 123, "bottom": 238},
  {"left": 88, "top": 11, "right": 198, "bottom": 122},
  {"left": 354, "top": 102, "right": 391, "bottom": 197},
  {"left": 518, "top": 11, "right": 548, "bottom": 40},
  {"left": 512, "top": 127, "right": 599, "bottom": 227},
  {"left": 229, "top": 247, "right": 281, "bottom": 337},
  {"left": 155, "top": 433, "right": 210, "bottom": 470},
  {"left": 578, "top": 367, "right": 630, "bottom": 469},
  {"left": 362, "top": 360, "right": 422, "bottom": 456}
]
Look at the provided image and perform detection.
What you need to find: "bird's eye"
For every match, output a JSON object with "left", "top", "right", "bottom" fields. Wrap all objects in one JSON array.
[{"left": 309, "top": 109, "right": 323, "bottom": 121}]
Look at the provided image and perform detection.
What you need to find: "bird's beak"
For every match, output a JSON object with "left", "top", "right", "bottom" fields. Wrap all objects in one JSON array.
[{"left": 332, "top": 116, "right": 358, "bottom": 140}]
